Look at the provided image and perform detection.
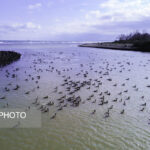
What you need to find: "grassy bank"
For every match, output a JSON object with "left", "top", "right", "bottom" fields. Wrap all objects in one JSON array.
[
  {"left": 0, "top": 51, "right": 21, "bottom": 67},
  {"left": 79, "top": 32, "right": 150, "bottom": 52}
]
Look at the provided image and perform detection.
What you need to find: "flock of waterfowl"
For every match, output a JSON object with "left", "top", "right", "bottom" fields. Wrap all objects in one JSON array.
[{"left": 0, "top": 49, "right": 150, "bottom": 125}]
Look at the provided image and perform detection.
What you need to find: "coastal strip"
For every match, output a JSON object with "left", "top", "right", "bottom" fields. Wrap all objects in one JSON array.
[
  {"left": 79, "top": 42, "right": 137, "bottom": 51},
  {"left": 0, "top": 51, "right": 21, "bottom": 67}
]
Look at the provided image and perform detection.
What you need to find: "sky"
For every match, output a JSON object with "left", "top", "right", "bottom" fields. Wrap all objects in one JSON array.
[{"left": 0, "top": 0, "right": 150, "bottom": 41}]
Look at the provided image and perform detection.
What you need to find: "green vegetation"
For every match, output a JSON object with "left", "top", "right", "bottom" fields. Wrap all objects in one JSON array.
[{"left": 115, "top": 31, "right": 150, "bottom": 51}]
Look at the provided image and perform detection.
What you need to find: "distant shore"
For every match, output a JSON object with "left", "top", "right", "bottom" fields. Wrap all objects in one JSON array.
[
  {"left": 79, "top": 42, "right": 138, "bottom": 51},
  {"left": 0, "top": 51, "right": 21, "bottom": 67}
]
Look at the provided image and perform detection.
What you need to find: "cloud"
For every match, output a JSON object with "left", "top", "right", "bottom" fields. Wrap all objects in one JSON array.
[
  {"left": 99, "top": 0, "right": 150, "bottom": 21},
  {"left": 88, "top": 16, "right": 150, "bottom": 39},
  {"left": 84, "top": 0, "right": 150, "bottom": 25},
  {"left": 73, "top": 0, "right": 150, "bottom": 39},
  {"left": 1, "top": 0, "right": 150, "bottom": 41},
  {"left": 28, "top": 3, "right": 42, "bottom": 10},
  {"left": 0, "top": 22, "right": 41, "bottom": 34}
]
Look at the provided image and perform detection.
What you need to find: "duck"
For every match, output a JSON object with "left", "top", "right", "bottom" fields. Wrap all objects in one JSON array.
[
  {"left": 104, "top": 111, "right": 109, "bottom": 118},
  {"left": 126, "top": 96, "right": 130, "bottom": 100},
  {"left": 5, "top": 87, "right": 10, "bottom": 92},
  {"left": 57, "top": 107, "right": 63, "bottom": 111},
  {"left": 25, "top": 91, "right": 30, "bottom": 94},
  {"left": 141, "top": 103, "right": 146, "bottom": 106},
  {"left": 0, "top": 96, "right": 6, "bottom": 99},
  {"left": 43, "top": 96, "right": 48, "bottom": 99},
  {"left": 91, "top": 98, "right": 96, "bottom": 103},
  {"left": 123, "top": 101, "right": 126, "bottom": 106},
  {"left": 120, "top": 109, "right": 124, "bottom": 114},
  {"left": 91, "top": 109, "right": 96, "bottom": 114},
  {"left": 140, "top": 107, "right": 145, "bottom": 111},
  {"left": 50, "top": 113, "right": 56, "bottom": 119},
  {"left": 108, "top": 105, "right": 113, "bottom": 110},
  {"left": 113, "top": 98, "right": 117, "bottom": 102},
  {"left": 32, "top": 97, "right": 38, "bottom": 104},
  {"left": 43, "top": 107, "right": 49, "bottom": 113},
  {"left": 13, "top": 85, "right": 20, "bottom": 90}
]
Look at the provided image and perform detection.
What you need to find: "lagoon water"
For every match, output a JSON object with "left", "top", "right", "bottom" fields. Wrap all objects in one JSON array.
[{"left": 0, "top": 41, "right": 150, "bottom": 150}]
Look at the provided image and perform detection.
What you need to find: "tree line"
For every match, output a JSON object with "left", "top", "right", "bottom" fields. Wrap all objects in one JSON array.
[{"left": 115, "top": 31, "right": 150, "bottom": 51}]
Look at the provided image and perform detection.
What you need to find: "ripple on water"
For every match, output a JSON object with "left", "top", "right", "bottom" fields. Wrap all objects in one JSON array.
[{"left": 0, "top": 43, "right": 150, "bottom": 150}]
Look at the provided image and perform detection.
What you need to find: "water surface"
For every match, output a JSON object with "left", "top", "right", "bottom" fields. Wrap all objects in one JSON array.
[{"left": 0, "top": 41, "right": 150, "bottom": 150}]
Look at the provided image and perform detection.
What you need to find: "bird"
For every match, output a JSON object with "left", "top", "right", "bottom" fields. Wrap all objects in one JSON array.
[
  {"left": 123, "top": 101, "right": 126, "bottom": 106},
  {"left": 141, "top": 103, "right": 146, "bottom": 106},
  {"left": 32, "top": 97, "right": 38, "bottom": 104},
  {"left": 57, "top": 107, "right": 63, "bottom": 111},
  {"left": 120, "top": 109, "right": 124, "bottom": 114},
  {"left": 140, "top": 108, "right": 145, "bottom": 111},
  {"left": 104, "top": 110, "right": 109, "bottom": 118},
  {"left": 0, "top": 96, "right": 6, "bottom": 99},
  {"left": 108, "top": 105, "right": 113, "bottom": 110},
  {"left": 43, "top": 96, "right": 48, "bottom": 99},
  {"left": 50, "top": 113, "right": 56, "bottom": 119},
  {"left": 91, "top": 109, "right": 96, "bottom": 114},
  {"left": 13, "top": 85, "right": 20, "bottom": 90},
  {"left": 113, "top": 98, "right": 117, "bottom": 102},
  {"left": 5, "top": 87, "right": 10, "bottom": 92},
  {"left": 25, "top": 91, "right": 30, "bottom": 94}
]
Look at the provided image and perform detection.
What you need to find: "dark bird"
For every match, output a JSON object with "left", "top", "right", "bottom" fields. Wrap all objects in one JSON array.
[
  {"left": 113, "top": 98, "right": 117, "bottom": 102},
  {"left": 123, "top": 101, "right": 126, "bottom": 106},
  {"left": 132, "top": 85, "right": 136, "bottom": 88},
  {"left": 32, "top": 97, "right": 38, "bottom": 104},
  {"left": 108, "top": 105, "right": 113, "bottom": 110},
  {"left": 141, "top": 103, "right": 146, "bottom": 106},
  {"left": 120, "top": 109, "right": 124, "bottom": 114},
  {"left": 126, "top": 96, "right": 130, "bottom": 100},
  {"left": 25, "top": 91, "right": 30, "bottom": 94},
  {"left": 140, "top": 107, "right": 145, "bottom": 111},
  {"left": 13, "top": 85, "right": 20, "bottom": 90},
  {"left": 0, "top": 96, "right": 6, "bottom": 99},
  {"left": 91, "top": 109, "right": 96, "bottom": 114},
  {"left": 58, "top": 107, "right": 63, "bottom": 111},
  {"left": 104, "top": 110, "right": 109, "bottom": 118},
  {"left": 118, "top": 92, "right": 122, "bottom": 95},
  {"left": 50, "top": 113, "right": 56, "bottom": 119},
  {"left": 5, "top": 87, "right": 10, "bottom": 92},
  {"left": 124, "top": 90, "right": 128, "bottom": 93},
  {"left": 43, "top": 96, "right": 48, "bottom": 99},
  {"left": 107, "top": 78, "right": 112, "bottom": 81}
]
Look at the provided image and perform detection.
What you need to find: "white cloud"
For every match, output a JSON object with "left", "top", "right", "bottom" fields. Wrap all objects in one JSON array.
[
  {"left": 0, "top": 22, "right": 41, "bottom": 34},
  {"left": 28, "top": 3, "right": 42, "bottom": 10},
  {"left": 78, "top": 0, "right": 150, "bottom": 35},
  {"left": 2, "top": 0, "right": 150, "bottom": 40},
  {"left": 25, "top": 22, "right": 41, "bottom": 29},
  {"left": 99, "top": 0, "right": 150, "bottom": 22},
  {"left": 37, "top": 0, "right": 150, "bottom": 39}
]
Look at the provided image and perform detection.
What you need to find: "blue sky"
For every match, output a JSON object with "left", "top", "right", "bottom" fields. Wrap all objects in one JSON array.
[{"left": 0, "top": 0, "right": 150, "bottom": 41}]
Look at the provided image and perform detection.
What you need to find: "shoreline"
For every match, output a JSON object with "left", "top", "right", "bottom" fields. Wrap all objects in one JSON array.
[
  {"left": 0, "top": 51, "right": 21, "bottom": 67},
  {"left": 78, "top": 42, "right": 138, "bottom": 51}
]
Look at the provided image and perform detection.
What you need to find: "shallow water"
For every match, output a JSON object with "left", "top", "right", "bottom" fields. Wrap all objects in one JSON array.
[{"left": 0, "top": 41, "right": 150, "bottom": 150}]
